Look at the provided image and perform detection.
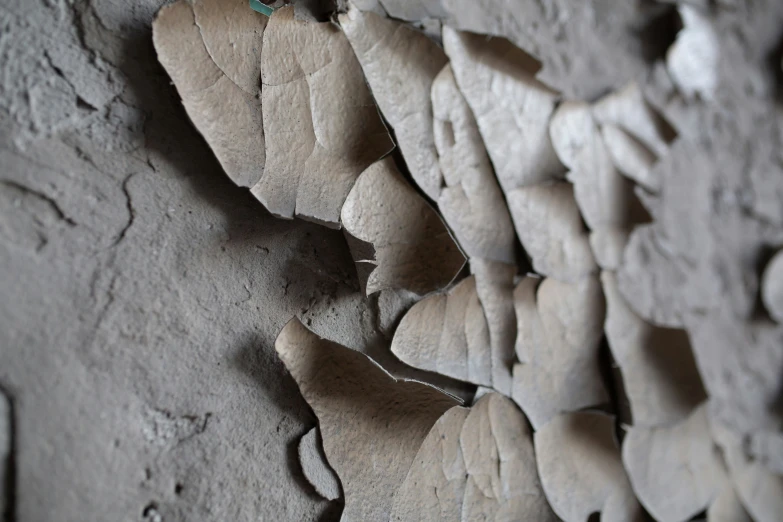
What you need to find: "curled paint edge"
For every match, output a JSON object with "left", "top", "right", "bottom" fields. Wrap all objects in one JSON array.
[{"left": 249, "top": 0, "right": 275, "bottom": 16}]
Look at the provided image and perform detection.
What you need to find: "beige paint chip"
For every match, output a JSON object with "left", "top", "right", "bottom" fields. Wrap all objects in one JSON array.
[
  {"left": 471, "top": 259, "right": 516, "bottom": 396},
  {"left": 549, "top": 101, "right": 640, "bottom": 271},
  {"left": 623, "top": 404, "right": 727, "bottom": 522},
  {"left": 339, "top": 7, "right": 447, "bottom": 200},
  {"left": 589, "top": 227, "right": 631, "bottom": 271},
  {"left": 707, "top": 482, "right": 751, "bottom": 522},
  {"left": 191, "top": 0, "right": 265, "bottom": 94},
  {"left": 298, "top": 427, "right": 341, "bottom": 501},
  {"left": 432, "top": 64, "right": 517, "bottom": 265},
  {"left": 391, "top": 276, "right": 492, "bottom": 387},
  {"left": 253, "top": 7, "right": 393, "bottom": 228},
  {"left": 535, "top": 412, "right": 643, "bottom": 522},
  {"left": 392, "top": 393, "right": 558, "bottom": 521},
  {"left": 442, "top": 28, "right": 604, "bottom": 282},
  {"left": 341, "top": 158, "right": 466, "bottom": 296},
  {"left": 153, "top": 0, "right": 266, "bottom": 188},
  {"left": 602, "top": 271, "right": 706, "bottom": 427},
  {"left": 732, "top": 463, "right": 783, "bottom": 522},
  {"left": 390, "top": 406, "right": 470, "bottom": 521},
  {"left": 506, "top": 182, "right": 596, "bottom": 283},
  {"left": 459, "top": 393, "right": 558, "bottom": 521},
  {"left": 511, "top": 275, "right": 608, "bottom": 429},
  {"left": 275, "top": 318, "right": 459, "bottom": 522},
  {"left": 442, "top": 26, "right": 563, "bottom": 192},
  {"left": 550, "top": 102, "right": 636, "bottom": 232}
]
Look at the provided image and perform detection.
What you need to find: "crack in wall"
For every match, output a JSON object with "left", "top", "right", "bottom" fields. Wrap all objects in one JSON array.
[
  {"left": 0, "top": 179, "right": 77, "bottom": 227},
  {"left": 112, "top": 173, "right": 137, "bottom": 247}
]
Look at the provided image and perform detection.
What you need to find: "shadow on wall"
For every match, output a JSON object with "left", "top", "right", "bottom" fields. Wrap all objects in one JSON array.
[
  {"left": 0, "top": 384, "right": 14, "bottom": 522},
  {"left": 230, "top": 334, "right": 345, "bottom": 520},
  {"left": 116, "top": 20, "right": 345, "bottom": 522}
]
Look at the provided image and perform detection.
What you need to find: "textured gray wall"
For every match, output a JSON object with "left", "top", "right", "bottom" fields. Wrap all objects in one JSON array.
[
  {"left": 2, "top": 0, "right": 782, "bottom": 521},
  {"left": 0, "top": 1, "right": 351, "bottom": 520}
]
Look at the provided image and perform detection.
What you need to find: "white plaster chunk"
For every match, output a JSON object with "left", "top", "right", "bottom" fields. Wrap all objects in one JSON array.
[
  {"left": 442, "top": 26, "right": 563, "bottom": 192},
  {"left": 391, "top": 276, "right": 492, "bottom": 387},
  {"left": 298, "top": 428, "right": 341, "bottom": 501},
  {"left": 432, "top": 64, "right": 517, "bottom": 265},
  {"left": 761, "top": 249, "right": 783, "bottom": 324},
  {"left": 152, "top": 0, "right": 266, "bottom": 188},
  {"left": 601, "top": 123, "right": 660, "bottom": 193},
  {"left": 511, "top": 275, "right": 608, "bottom": 429},
  {"left": 253, "top": 7, "right": 393, "bottom": 227},
  {"left": 275, "top": 318, "right": 459, "bottom": 522},
  {"left": 506, "top": 182, "right": 597, "bottom": 283},
  {"left": 623, "top": 404, "right": 727, "bottom": 522},
  {"left": 535, "top": 412, "right": 644, "bottom": 522},
  {"left": 592, "top": 83, "right": 671, "bottom": 159},
  {"left": 341, "top": 158, "right": 466, "bottom": 296},
  {"left": 339, "top": 7, "right": 447, "bottom": 200},
  {"left": 666, "top": 5, "right": 720, "bottom": 100},
  {"left": 602, "top": 271, "right": 706, "bottom": 427}
]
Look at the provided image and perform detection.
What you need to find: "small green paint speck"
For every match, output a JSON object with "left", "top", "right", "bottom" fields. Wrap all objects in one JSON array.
[{"left": 249, "top": 0, "right": 274, "bottom": 16}]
